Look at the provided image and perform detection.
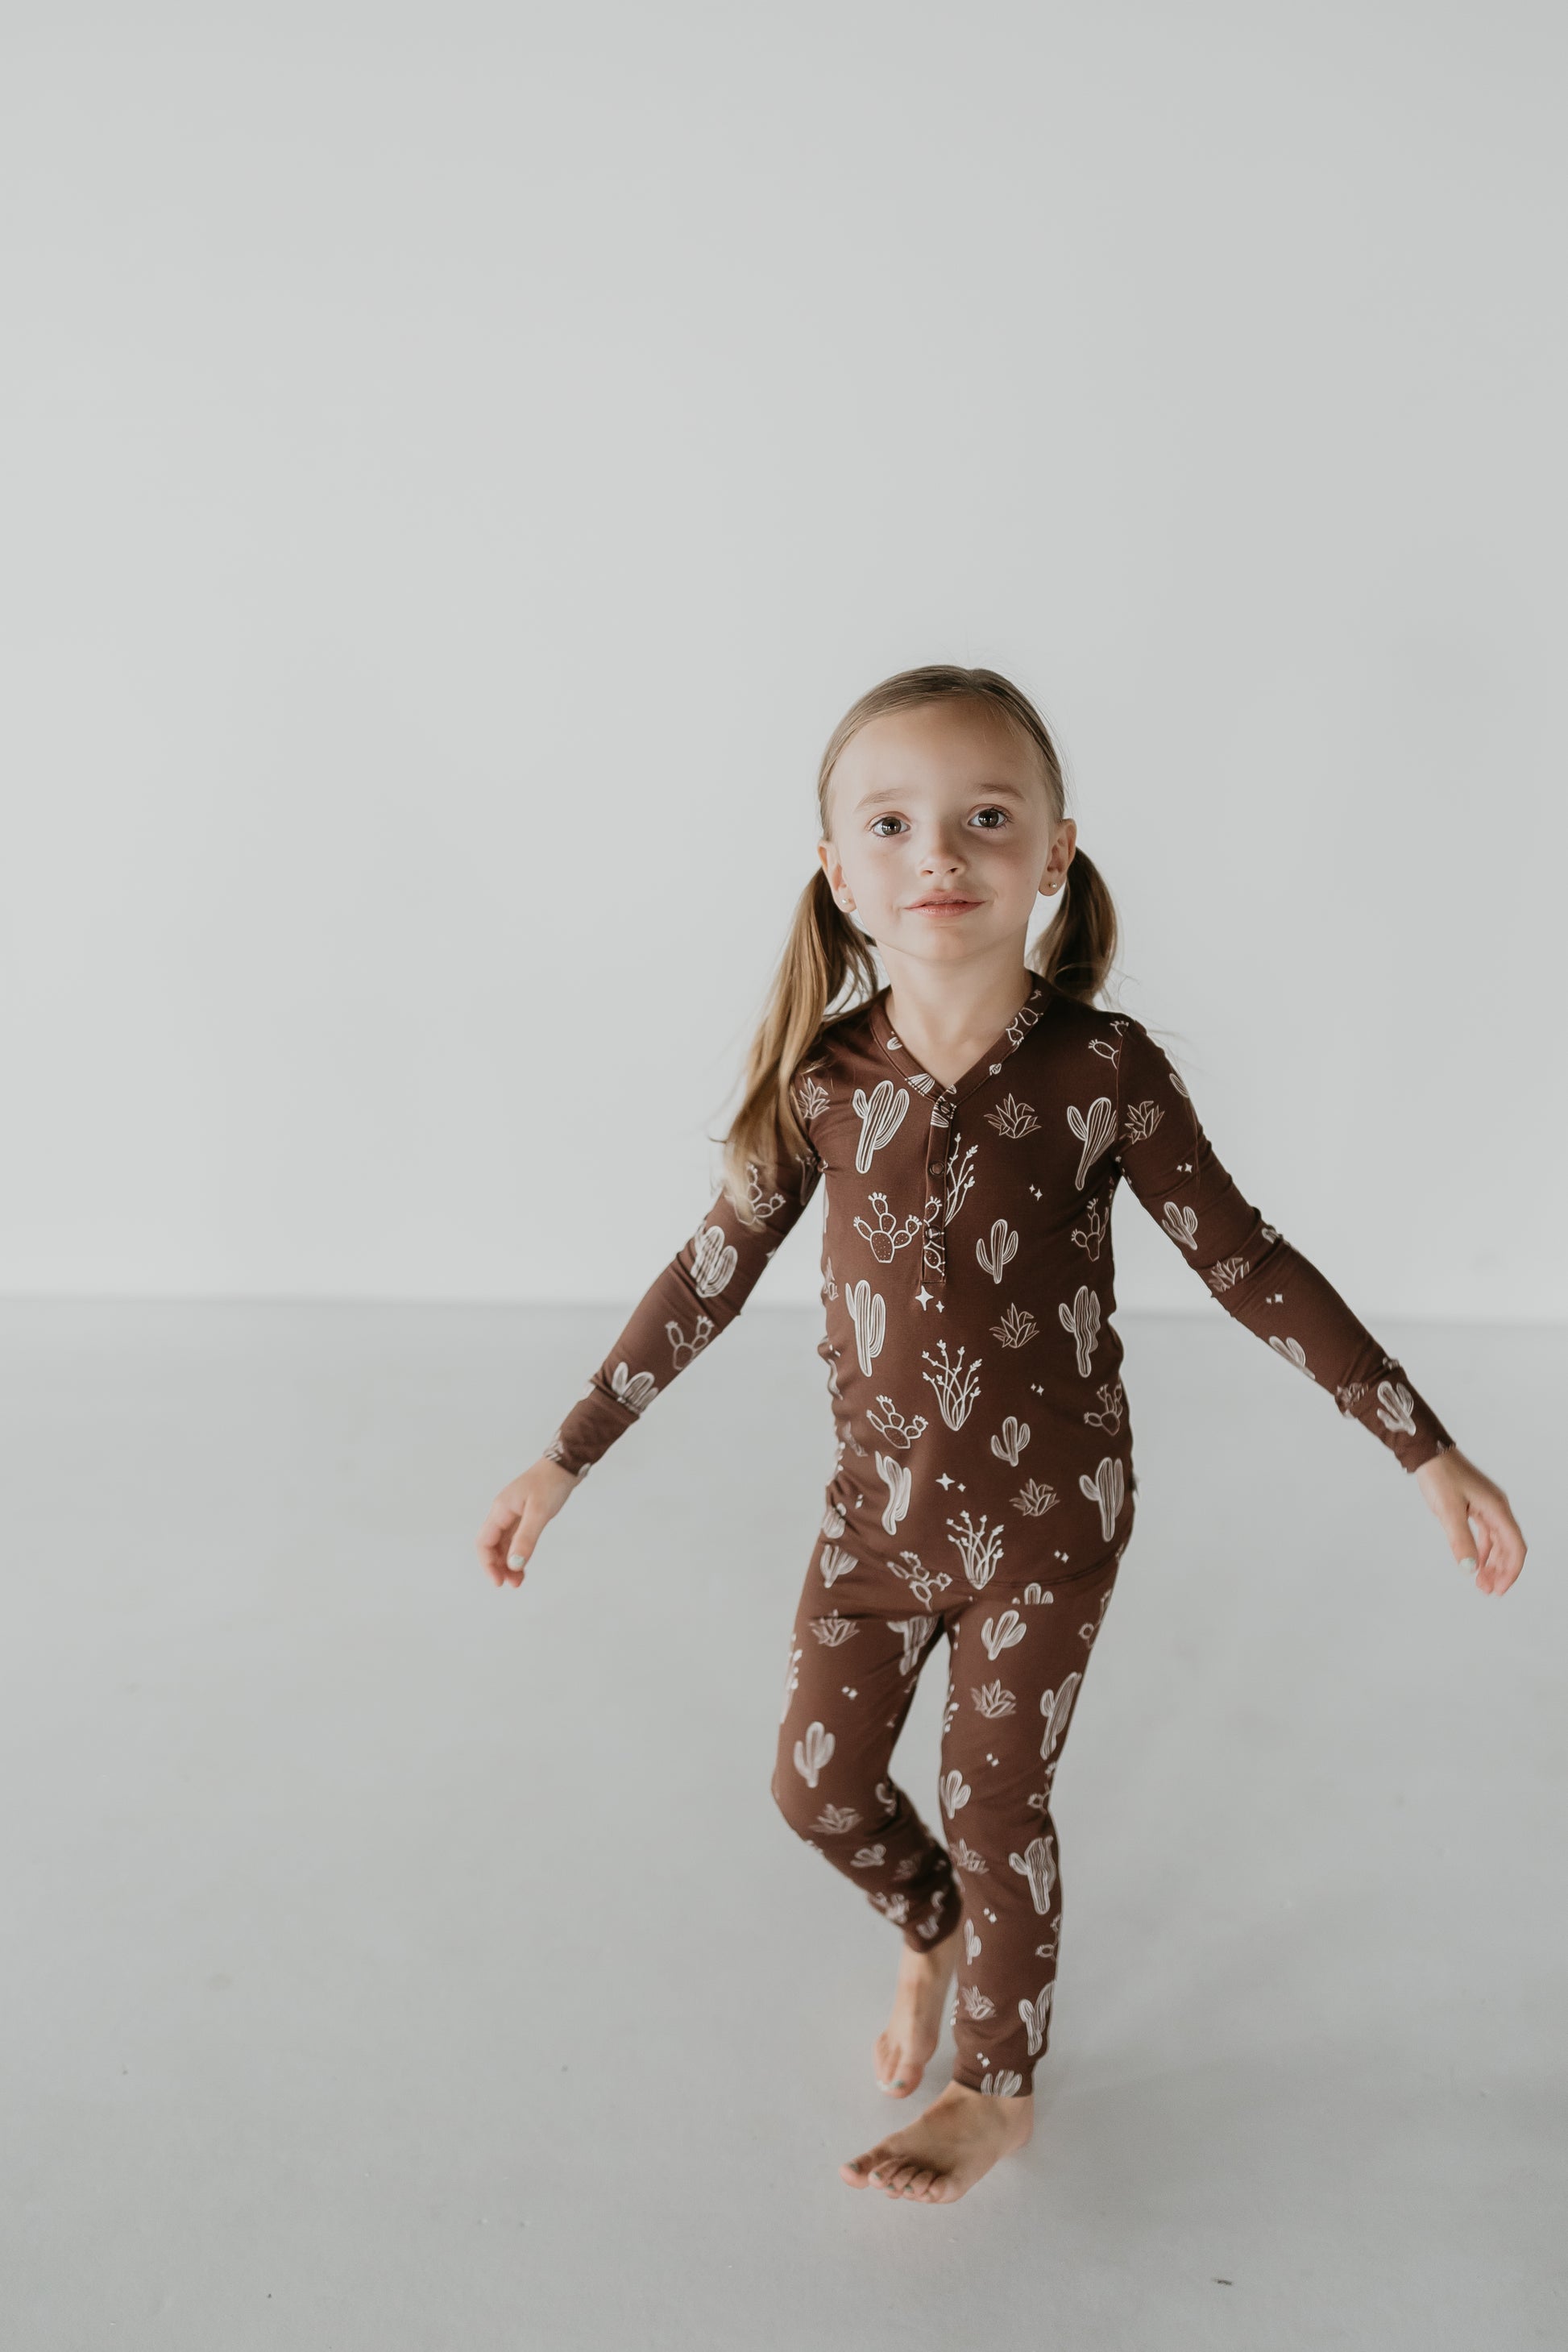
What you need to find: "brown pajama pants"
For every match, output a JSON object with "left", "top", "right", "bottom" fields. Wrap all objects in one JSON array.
[{"left": 771, "top": 1520, "right": 1126, "bottom": 2098}]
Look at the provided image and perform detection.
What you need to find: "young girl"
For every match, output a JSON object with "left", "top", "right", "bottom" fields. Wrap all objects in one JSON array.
[{"left": 477, "top": 665, "right": 1527, "bottom": 2206}]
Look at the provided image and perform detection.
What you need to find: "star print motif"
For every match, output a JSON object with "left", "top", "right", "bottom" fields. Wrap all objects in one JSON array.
[
  {"left": 915, "top": 1285, "right": 934, "bottom": 1309},
  {"left": 936, "top": 1472, "right": 954, "bottom": 1491}
]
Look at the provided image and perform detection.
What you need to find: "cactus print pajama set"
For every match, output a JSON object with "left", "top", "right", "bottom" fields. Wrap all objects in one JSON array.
[{"left": 542, "top": 975, "right": 1455, "bottom": 2098}]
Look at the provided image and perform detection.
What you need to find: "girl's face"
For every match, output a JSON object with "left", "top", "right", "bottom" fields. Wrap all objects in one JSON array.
[{"left": 817, "top": 701, "right": 1073, "bottom": 964}]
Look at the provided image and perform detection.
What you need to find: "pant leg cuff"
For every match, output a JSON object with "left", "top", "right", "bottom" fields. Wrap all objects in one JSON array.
[{"left": 951, "top": 2062, "right": 1035, "bottom": 2097}]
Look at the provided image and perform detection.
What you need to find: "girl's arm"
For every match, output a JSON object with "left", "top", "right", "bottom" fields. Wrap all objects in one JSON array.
[
  {"left": 537, "top": 1151, "right": 823, "bottom": 1478},
  {"left": 1108, "top": 1015, "right": 1526, "bottom": 1591}
]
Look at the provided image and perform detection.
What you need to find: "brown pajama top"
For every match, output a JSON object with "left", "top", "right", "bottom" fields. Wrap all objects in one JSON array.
[{"left": 542, "top": 974, "right": 1456, "bottom": 2093}]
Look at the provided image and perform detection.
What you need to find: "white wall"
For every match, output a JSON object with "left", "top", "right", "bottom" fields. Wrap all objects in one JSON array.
[{"left": 2, "top": 2, "right": 1562, "bottom": 1318}]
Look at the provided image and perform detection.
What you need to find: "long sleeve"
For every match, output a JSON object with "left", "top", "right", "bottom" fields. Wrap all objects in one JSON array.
[
  {"left": 1110, "top": 1016, "right": 1456, "bottom": 1474},
  {"left": 539, "top": 1151, "right": 823, "bottom": 1477}
]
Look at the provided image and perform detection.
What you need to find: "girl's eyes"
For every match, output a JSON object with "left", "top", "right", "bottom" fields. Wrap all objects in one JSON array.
[{"left": 869, "top": 808, "right": 1010, "bottom": 836}]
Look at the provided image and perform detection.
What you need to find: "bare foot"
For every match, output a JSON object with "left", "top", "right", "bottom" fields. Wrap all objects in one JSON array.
[
  {"left": 841, "top": 2077, "right": 1034, "bottom": 2202},
  {"left": 873, "top": 1921, "right": 962, "bottom": 2099}
]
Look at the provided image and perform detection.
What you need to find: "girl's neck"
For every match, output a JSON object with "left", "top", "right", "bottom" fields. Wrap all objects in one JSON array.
[{"left": 882, "top": 963, "right": 1035, "bottom": 1092}]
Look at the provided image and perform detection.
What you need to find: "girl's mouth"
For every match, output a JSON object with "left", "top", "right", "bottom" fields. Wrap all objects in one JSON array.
[{"left": 910, "top": 898, "right": 981, "bottom": 915}]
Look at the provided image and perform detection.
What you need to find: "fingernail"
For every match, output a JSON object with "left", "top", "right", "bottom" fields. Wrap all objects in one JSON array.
[{"left": 1458, "top": 1556, "right": 1476, "bottom": 1570}]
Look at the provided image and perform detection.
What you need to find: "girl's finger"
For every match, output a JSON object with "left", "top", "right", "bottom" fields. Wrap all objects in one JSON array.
[{"left": 504, "top": 1506, "right": 533, "bottom": 1579}]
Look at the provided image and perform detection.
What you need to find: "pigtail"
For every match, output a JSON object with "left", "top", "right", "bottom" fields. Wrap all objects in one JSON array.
[
  {"left": 717, "top": 868, "right": 878, "bottom": 1226},
  {"left": 1027, "top": 844, "right": 1118, "bottom": 1006}
]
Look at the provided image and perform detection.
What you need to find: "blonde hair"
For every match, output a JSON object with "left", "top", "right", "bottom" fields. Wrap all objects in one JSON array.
[{"left": 716, "top": 663, "right": 1120, "bottom": 1225}]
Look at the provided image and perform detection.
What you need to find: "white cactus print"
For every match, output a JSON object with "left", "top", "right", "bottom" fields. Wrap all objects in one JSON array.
[
  {"left": 964, "top": 1918, "right": 983, "bottom": 1961},
  {"left": 1066, "top": 1095, "right": 1116, "bottom": 1188},
  {"left": 1009, "top": 1831, "right": 1058, "bottom": 1914},
  {"left": 875, "top": 1777, "right": 898, "bottom": 1817},
  {"left": 848, "top": 1278, "right": 886, "bottom": 1375},
  {"left": 940, "top": 1769, "right": 972, "bottom": 1818},
  {"left": 850, "top": 1843, "right": 886, "bottom": 1869},
  {"left": 810, "top": 1612, "right": 858, "bottom": 1647},
  {"left": 950, "top": 1837, "right": 989, "bottom": 1874},
  {"left": 1011, "top": 1479, "right": 1059, "bottom": 1517},
  {"left": 1018, "top": 1983, "right": 1054, "bottom": 2057},
  {"left": 608, "top": 1362, "right": 657, "bottom": 1414},
  {"left": 1375, "top": 1378, "right": 1417, "bottom": 1436},
  {"left": 1081, "top": 1587, "right": 1113, "bottom": 1646},
  {"left": 982, "top": 2071, "right": 1024, "bottom": 2097},
  {"left": 984, "top": 1093, "right": 1040, "bottom": 1139},
  {"left": 917, "top": 1891, "right": 953, "bottom": 1944},
  {"left": 981, "top": 1609, "right": 1028, "bottom": 1661},
  {"left": 990, "top": 1303, "right": 1039, "bottom": 1349},
  {"left": 972, "top": 1679, "right": 1017, "bottom": 1718},
  {"left": 852, "top": 1079, "right": 909, "bottom": 1172},
  {"left": 889, "top": 1616, "right": 936, "bottom": 1677},
  {"left": 1039, "top": 1673, "right": 1081, "bottom": 1761},
  {"left": 1163, "top": 1201, "right": 1199, "bottom": 1251},
  {"left": 1083, "top": 1380, "right": 1125, "bottom": 1430},
  {"left": 865, "top": 1395, "right": 928, "bottom": 1448},
  {"left": 1122, "top": 1097, "right": 1163, "bottom": 1145},
  {"left": 853, "top": 1190, "right": 923, "bottom": 1262},
  {"left": 890, "top": 1550, "right": 952, "bottom": 1608},
  {"left": 990, "top": 1415, "right": 1030, "bottom": 1465},
  {"left": 1058, "top": 1284, "right": 1102, "bottom": 1375},
  {"left": 780, "top": 1640, "right": 802, "bottom": 1724},
  {"left": 921, "top": 1340, "right": 982, "bottom": 1429},
  {"left": 793, "top": 1721, "right": 835, "bottom": 1787},
  {"left": 960, "top": 1982, "right": 997, "bottom": 2019},
  {"left": 876, "top": 1450, "right": 911, "bottom": 1534},
  {"left": 948, "top": 1509, "right": 1005, "bottom": 1591},
  {"left": 819, "top": 1544, "right": 857, "bottom": 1587},
  {"left": 793, "top": 1073, "right": 831, "bottom": 1121},
  {"left": 1078, "top": 1453, "right": 1125, "bottom": 1541},
  {"left": 1268, "top": 1335, "right": 1316, "bottom": 1379},
  {"left": 944, "top": 1139, "right": 979, "bottom": 1225},
  {"left": 976, "top": 1218, "right": 1018, "bottom": 1282},
  {"left": 1071, "top": 1194, "right": 1112, "bottom": 1266},
  {"left": 869, "top": 1890, "right": 911, "bottom": 1925},
  {"left": 689, "top": 1219, "right": 737, "bottom": 1297},
  {"left": 743, "top": 1163, "right": 786, "bottom": 1222},
  {"left": 820, "top": 1499, "right": 847, "bottom": 1538},
  {"left": 812, "top": 1802, "right": 860, "bottom": 1834},
  {"left": 664, "top": 1312, "right": 716, "bottom": 1370}
]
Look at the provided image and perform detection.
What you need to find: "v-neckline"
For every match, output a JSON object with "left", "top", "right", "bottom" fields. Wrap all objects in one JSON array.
[{"left": 869, "top": 974, "right": 1052, "bottom": 1105}]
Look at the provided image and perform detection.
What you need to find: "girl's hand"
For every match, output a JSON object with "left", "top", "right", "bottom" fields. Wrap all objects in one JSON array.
[
  {"left": 476, "top": 1458, "right": 583, "bottom": 1588},
  {"left": 1412, "top": 1446, "right": 1527, "bottom": 1595}
]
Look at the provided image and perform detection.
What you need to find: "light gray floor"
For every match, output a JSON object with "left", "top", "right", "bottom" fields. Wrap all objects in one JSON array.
[{"left": 1, "top": 1298, "right": 1562, "bottom": 2350}]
